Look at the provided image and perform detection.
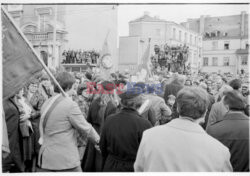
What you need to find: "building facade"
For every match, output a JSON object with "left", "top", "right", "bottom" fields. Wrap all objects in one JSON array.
[
  {"left": 119, "top": 12, "right": 202, "bottom": 73},
  {"left": 181, "top": 11, "right": 249, "bottom": 74},
  {"left": 5, "top": 4, "right": 68, "bottom": 69}
]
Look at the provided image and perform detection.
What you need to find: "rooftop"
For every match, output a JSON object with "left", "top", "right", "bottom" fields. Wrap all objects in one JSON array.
[{"left": 130, "top": 12, "right": 166, "bottom": 23}]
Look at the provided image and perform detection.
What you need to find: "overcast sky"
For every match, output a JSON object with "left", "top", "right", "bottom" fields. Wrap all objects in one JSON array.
[
  {"left": 64, "top": 4, "right": 249, "bottom": 50},
  {"left": 118, "top": 4, "right": 249, "bottom": 36}
]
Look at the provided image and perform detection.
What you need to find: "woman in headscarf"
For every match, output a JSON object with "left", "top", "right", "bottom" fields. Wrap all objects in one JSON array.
[
  {"left": 100, "top": 87, "right": 152, "bottom": 172},
  {"left": 82, "top": 81, "right": 119, "bottom": 171}
]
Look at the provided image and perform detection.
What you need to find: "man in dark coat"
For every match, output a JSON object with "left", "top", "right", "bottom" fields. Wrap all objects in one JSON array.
[
  {"left": 163, "top": 74, "right": 185, "bottom": 119},
  {"left": 2, "top": 98, "right": 24, "bottom": 172},
  {"left": 100, "top": 87, "right": 152, "bottom": 172},
  {"left": 207, "top": 90, "right": 249, "bottom": 172}
]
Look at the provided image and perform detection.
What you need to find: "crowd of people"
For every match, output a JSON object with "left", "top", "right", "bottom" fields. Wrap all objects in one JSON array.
[
  {"left": 2, "top": 67, "right": 249, "bottom": 172},
  {"left": 61, "top": 49, "right": 100, "bottom": 64},
  {"left": 151, "top": 44, "right": 189, "bottom": 73}
]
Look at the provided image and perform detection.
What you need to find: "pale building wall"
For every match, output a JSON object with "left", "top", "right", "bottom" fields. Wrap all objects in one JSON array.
[{"left": 202, "top": 38, "right": 249, "bottom": 74}]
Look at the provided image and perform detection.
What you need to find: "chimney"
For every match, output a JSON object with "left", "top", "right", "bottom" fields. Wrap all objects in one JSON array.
[
  {"left": 241, "top": 11, "right": 246, "bottom": 37},
  {"left": 144, "top": 11, "right": 150, "bottom": 16}
]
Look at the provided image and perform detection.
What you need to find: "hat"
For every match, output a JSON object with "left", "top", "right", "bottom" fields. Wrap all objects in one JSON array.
[
  {"left": 101, "top": 81, "right": 115, "bottom": 91},
  {"left": 119, "top": 87, "right": 143, "bottom": 100}
]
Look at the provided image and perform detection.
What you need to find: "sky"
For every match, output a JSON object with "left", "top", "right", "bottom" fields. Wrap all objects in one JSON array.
[
  {"left": 65, "top": 4, "right": 249, "bottom": 50},
  {"left": 118, "top": 4, "right": 249, "bottom": 36},
  {"left": 65, "top": 5, "right": 117, "bottom": 50}
]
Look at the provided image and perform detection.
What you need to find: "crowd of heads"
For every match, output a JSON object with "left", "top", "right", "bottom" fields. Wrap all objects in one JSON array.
[
  {"left": 16, "top": 65, "right": 249, "bottom": 123},
  {"left": 61, "top": 49, "right": 100, "bottom": 64}
]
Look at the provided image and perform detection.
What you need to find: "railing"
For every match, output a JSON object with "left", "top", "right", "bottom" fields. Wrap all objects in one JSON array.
[{"left": 33, "top": 33, "right": 48, "bottom": 40}]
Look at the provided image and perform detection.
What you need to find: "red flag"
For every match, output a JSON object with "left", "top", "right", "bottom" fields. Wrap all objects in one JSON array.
[{"left": 2, "top": 9, "right": 43, "bottom": 100}]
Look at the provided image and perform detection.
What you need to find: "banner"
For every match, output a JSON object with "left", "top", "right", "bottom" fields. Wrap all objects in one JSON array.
[
  {"left": 133, "top": 39, "right": 152, "bottom": 80},
  {"left": 2, "top": 9, "right": 43, "bottom": 100}
]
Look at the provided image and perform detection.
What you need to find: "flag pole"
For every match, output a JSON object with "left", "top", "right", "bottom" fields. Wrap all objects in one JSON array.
[{"left": 2, "top": 7, "right": 66, "bottom": 97}]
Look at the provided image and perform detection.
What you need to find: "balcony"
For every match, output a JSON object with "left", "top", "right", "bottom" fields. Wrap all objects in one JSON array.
[
  {"left": 33, "top": 33, "right": 48, "bottom": 40},
  {"left": 24, "top": 31, "right": 67, "bottom": 43}
]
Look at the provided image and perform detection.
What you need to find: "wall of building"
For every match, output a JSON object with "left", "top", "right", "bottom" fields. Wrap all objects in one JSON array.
[
  {"left": 7, "top": 4, "right": 67, "bottom": 69},
  {"left": 182, "top": 12, "right": 249, "bottom": 74},
  {"left": 125, "top": 19, "right": 202, "bottom": 73},
  {"left": 118, "top": 36, "right": 149, "bottom": 72}
]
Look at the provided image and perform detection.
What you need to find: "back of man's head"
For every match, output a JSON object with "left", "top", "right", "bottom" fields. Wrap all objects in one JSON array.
[
  {"left": 176, "top": 87, "right": 209, "bottom": 120},
  {"left": 229, "top": 79, "right": 242, "bottom": 90}
]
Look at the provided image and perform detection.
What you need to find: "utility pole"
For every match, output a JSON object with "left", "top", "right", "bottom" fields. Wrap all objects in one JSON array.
[{"left": 52, "top": 5, "right": 57, "bottom": 68}]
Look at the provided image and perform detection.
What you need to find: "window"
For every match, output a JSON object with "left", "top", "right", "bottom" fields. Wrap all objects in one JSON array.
[
  {"left": 212, "top": 57, "right": 218, "bottom": 66},
  {"left": 179, "top": 30, "right": 182, "bottom": 41},
  {"left": 184, "top": 33, "right": 187, "bottom": 43},
  {"left": 246, "top": 43, "right": 249, "bottom": 49},
  {"left": 190, "top": 35, "right": 192, "bottom": 44},
  {"left": 223, "top": 57, "right": 230, "bottom": 66},
  {"left": 224, "top": 41, "right": 230, "bottom": 50},
  {"left": 241, "top": 56, "right": 248, "bottom": 65},
  {"left": 203, "top": 57, "right": 208, "bottom": 66},
  {"left": 212, "top": 41, "right": 218, "bottom": 50},
  {"left": 39, "top": 14, "right": 49, "bottom": 32},
  {"left": 173, "top": 28, "right": 176, "bottom": 39},
  {"left": 23, "top": 25, "right": 37, "bottom": 33}
]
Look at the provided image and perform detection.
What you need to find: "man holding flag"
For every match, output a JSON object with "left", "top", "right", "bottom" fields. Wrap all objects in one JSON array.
[{"left": 2, "top": 7, "right": 100, "bottom": 172}]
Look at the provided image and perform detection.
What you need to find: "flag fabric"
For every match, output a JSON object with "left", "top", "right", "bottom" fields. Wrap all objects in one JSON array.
[
  {"left": 101, "top": 31, "right": 110, "bottom": 57},
  {"left": 99, "top": 30, "right": 113, "bottom": 80},
  {"left": 2, "top": 9, "right": 43, "bottom": 100},
  {"left": 133, "top": 40, "right": 152, "bottom": 79},
  {"left": 2, "top": 111, "right": 10, "bottom": 159}
]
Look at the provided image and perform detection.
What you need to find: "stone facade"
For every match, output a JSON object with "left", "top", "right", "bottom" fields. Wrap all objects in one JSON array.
[{"left": 6, "top": 4, "right": 68, "bottom": 69}]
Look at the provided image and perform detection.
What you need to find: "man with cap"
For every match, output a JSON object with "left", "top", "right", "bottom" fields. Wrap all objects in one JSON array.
[
  {"left": 207, "top": 90, "right": 249, "bottom": 171},
  {"left": 100, "top": 87, "right": 152, "bottom": 172}
]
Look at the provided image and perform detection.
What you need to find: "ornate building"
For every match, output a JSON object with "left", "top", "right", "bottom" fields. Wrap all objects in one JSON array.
[{"left": 5, "top": 4, "right": 68, "bottom": 69}]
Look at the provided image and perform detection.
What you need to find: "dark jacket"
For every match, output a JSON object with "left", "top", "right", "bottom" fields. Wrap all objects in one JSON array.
[
  {"left": 163, "top": 82, "right": 184, "bottom": 120},
  {"left": 100, "top": 108, "right": 152, "bottom": 172},
  {"left": 82, "top": 97, "right": 117, "bottom": 171},
  {"left": 2, "top": 98, "right": 24, "bottom": 172},
  {"left": 207, "top": 111, "right": 249, "bottom": 172},
  {"left": 202, "top": 93, "right": 215, "bottom": 129}
]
